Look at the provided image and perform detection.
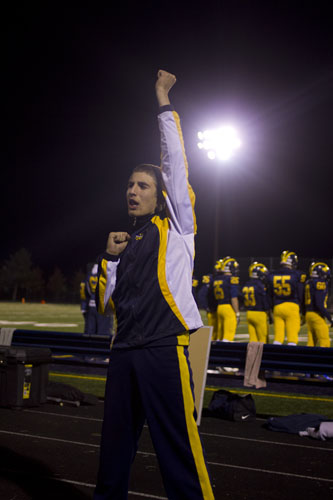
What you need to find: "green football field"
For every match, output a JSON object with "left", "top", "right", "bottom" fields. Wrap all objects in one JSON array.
[
  {"left": 1, "top": 301, "right": 332, "bottom": 417},
  {"left": 0, "top": 301, "right": 85, "bottom": 333},
  {"left": 1, "top": 301, "right": 332, "bottom": 344}
]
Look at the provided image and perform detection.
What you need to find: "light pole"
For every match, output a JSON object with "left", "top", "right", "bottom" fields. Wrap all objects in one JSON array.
[{"left": 197, "top": 125, "right": 242, "bottom": 263}]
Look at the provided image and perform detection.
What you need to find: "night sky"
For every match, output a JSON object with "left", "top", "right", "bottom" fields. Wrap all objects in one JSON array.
[{"left": 6, "top": 4, "right": 333, "bottom": 280}]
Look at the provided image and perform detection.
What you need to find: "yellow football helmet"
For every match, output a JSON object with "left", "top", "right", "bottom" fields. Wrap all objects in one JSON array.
[
  {"left": 309, "top": 262, "right": 330, "bottom": 280},
  {"left": 249, "top": 261, "right": 268, "bottom": 279},
  {"left": 221, "top": 257, "right": 239, "bottom": 275},
  {"left": 280, "top": 250, "right": 298, "bottom": 269}
]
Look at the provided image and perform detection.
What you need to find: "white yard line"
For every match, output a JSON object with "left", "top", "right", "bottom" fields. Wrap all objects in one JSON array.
[
  {"left": 0, "top": 320, "right": 78, "bottom": 327},
  {"left": 0, "top": 321, "right": 35, "bottom": 325}
]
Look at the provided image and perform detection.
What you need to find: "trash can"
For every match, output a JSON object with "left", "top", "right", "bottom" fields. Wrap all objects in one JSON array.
[{"left": 0, "top": 346, "right": 52, "bottom": 409}]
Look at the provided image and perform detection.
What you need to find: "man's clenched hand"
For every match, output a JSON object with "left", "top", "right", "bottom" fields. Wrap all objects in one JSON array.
[
  {"left": 106, "top": 232, "right": 131, "bottom": 256},
  {"left": 155, "top": 69, "right": 176, "bottom": 107}
]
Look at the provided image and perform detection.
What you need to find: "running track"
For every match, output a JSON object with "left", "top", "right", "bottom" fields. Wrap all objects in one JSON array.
[{"left": 0, "top": 402, "right": 332, "bottom": 499}]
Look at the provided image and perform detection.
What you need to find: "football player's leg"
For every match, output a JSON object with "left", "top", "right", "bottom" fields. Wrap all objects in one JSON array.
[
  {"left": 85, "top": 307, "right": 96, "bottom": 334},
  {"left": 84, "top": 307, "right": 90, "bottom": 334},
  {"left": 216, "top": 305, "right": 224, "bottom": 341},
  {"left": 273, "top": 305, "right": 285, "bottom": 344},
  {"left": 314, "top": 314, "right": 330, "bottom": 347},
  {"left": 307, "top": 329, "right": 315, "bottom": 346},
  {"left": 285, "top": 303, "right": 300, "bottom": 345},
  {"left": 136, "top": 345, "right": 215, "bottom": 500},
  {"left": 212, "top": 312, "right": 218, "bottom": 339},
  {"left": 306, "top": 312, "right": 315, "bottom": 346},
  {"left": 96, "top": 312, "right": 112, "bottom": 335},
  {"left": 223, "top": 305, "right": 237, "bottom": 342},
  {"left": 208, "top": 312, "right": 218, "bottom": 341},
  {"left": 247, "top": 312, "right": 258, "bottom": 342},
  {"left": 256, "top": 312, "right": 268, "bottom": 343}
]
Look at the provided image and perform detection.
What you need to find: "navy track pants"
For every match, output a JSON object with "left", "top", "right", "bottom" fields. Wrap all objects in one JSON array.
[{"left": 93, "top": 345, "right": 214, "bottom": 500}]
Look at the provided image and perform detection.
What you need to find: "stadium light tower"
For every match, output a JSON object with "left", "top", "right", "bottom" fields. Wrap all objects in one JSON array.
[
  {"left": 197, "top": 124, "right": 242, "bottom": 262},
  {"left": 197, "top": 125, "right": 241, "bottom": 162}
]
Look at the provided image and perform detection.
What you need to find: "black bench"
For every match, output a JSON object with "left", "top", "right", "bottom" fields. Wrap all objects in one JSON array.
[
  {"left": 10, "top": 329, "right": 111, "bottom": 368},
  {"left": 209, "top": 341, "right": 333, "bottom": 376},
  {"left": 8, "top": 329, "right": 333, "bottom": 379}
]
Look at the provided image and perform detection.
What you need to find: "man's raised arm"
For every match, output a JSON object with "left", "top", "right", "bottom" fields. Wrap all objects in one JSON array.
[{"left": 156, "top": 70, "right": 197, "bottom": 236}]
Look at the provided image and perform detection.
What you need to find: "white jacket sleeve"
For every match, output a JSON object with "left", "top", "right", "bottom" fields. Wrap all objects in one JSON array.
[
  {"left": 96, "top": 256, "right": 119, "bottom": 314},
  {"left": 158, "top": 109, "right": 197, "bottom": 236}
]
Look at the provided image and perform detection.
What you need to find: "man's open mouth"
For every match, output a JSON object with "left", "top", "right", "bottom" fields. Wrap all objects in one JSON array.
[{"left": 128, "top": 199, "right": 139, "bottom": 208}]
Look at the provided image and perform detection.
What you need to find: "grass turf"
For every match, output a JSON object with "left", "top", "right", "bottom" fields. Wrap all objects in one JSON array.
[
  {"left": 1, "top": 301, "right": 332, "bottom": 344},
  {"left": 1, "top": 301, "right": 333, "bottom": 417},
  {"left": 0, "top": 302, "right": 85, "bottom": 333},
  {"left": 48, "top": 371, "right": 333, "bottom": 419}
]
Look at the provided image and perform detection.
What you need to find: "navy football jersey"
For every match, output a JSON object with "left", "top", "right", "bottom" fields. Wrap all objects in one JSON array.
[
  {"left": 242, "top": 278, "right": 270, "bottom": 311},
  {"left": 267, "top": 267, "right": 306, "bottom": 307},
  {"left": 210, "top": 273, "right": 239, "bottom": 305},
  {"left": 304, "top": 278, "right": 331, "bottom": 322},
  {"left": 196, "top": 274, "right": 212, "bottom": 310}
]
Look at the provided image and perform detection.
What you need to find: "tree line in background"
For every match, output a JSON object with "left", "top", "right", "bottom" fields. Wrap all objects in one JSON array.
[
  {"left": 0, "top": 248, "right": 85, "bottom": 303},
  {"left": 2, "top": 248, "right": 332, "bottom": 306}
]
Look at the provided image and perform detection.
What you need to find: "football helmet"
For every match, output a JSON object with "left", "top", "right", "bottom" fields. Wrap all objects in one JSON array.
[
  {"left": 280, "top": 250, "right": 298, "bottom": 269},
  {"left": 309, "top": 262, "right": 331, "bottom": 280},
  {"left": 249, "top": 261, "right": 268, "bottom": 280},
  {"left": 221, "top": 257, "right": 239, "bottom": 275},
  {"left": 214, "top": 256, "right": 230, "bottom": 272},
  {"left": 214, "top": 259, "right": 223, "bottom": 272}
]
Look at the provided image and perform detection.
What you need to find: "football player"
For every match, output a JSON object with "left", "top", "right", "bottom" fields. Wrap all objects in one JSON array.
[
  {"left": 305, "top": 262, "right": 332, "bottom": 347},
  {"left": 209, "top": 257, "right": 240, "bottom": 341},
  {"left": 192, "top": 276, "right": 199, "bottom": 305},
  {"left": 200, "top": 259, "right": 227, "bottom": 341},
  {"left": 242, "top": 262, "right": 270, "bottom": 343},
  {"left": 79, "top": 279, "right": 87, "bottom": 331},
  {"left": 267, "top": 250, "right": 306, "bottom": 345},
  {"left": 198, "top": 259, "right": 226, "bottom": 341},
  {"left": 196, "top": 273, "right": 218, "bottom": 340},
  {"left": 85, "top": 263, "right": 113, "bottom": 336},
  {"left": 196, "top": 274, "right": 211, "bottom": 311}
]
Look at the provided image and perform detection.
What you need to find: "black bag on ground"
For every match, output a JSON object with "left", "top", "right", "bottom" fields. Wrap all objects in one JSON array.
[{"left": 208, "top": 389, "right": 256, "bottom": 422}]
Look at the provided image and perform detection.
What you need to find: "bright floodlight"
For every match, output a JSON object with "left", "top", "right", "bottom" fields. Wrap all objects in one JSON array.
[{"left": 197, "top": 125, "right": 241, "bottom": 161}]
